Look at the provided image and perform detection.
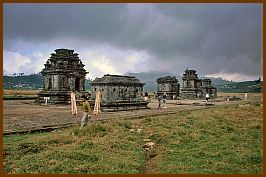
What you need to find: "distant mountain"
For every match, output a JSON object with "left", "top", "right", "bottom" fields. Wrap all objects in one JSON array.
[
  {"left": 125, "top": 71, "right": 175, "bottom": 80},
  {"left": 4, "top": 74, "right": 92, "bottom": 90},
  {"left": 200, "top": 76, "right": 234, "bottom": 86},
  {"left": 125, "top": 71, "right": 181, "bottom": 91}
]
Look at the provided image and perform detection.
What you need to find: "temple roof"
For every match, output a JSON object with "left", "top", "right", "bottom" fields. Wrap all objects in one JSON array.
[
  {"left": 156, "top": 76, "right": 178, "bottom": 83},
  {"left": 202, "top": 78, "right": 212, "bottom": 82},
  {"left": 91, "top": 74, "right": 145, "bottom": 86},
  {"left": 41, "top": 49, "right": 87, "bottom": 75}
]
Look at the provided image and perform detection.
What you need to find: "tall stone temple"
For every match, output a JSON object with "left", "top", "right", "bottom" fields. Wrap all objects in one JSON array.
[
  {"left": 156, "top": 76, "right": 180, "bottom": 99},
  {"left": 37, "top": 49, "right": 88, "bottom": 104},
  {"left": 180, "top": 69, "right": 217, "bottom": 99},
  {"left": 91, "top": 74, "right": 148, "bottom": 111}
]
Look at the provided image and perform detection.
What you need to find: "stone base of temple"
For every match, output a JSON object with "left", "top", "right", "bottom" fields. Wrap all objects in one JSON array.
[
  {"left": 36, "top": 92, "right": 149, "bottom": 111},
  {"left": 100, "top": 100, "right": 149, "bottom": 111},
  {"left": 180, "top": 89, "right": 217, "bottom": 99},
  {"left": 157, "top": 91, "right": 179, "bottom": 100},
  {"left": 180, "top": 88, "right": 202, "bottom": 99},
  {"left": 36, "top": 90, "right": 72, "bottom": 104}
]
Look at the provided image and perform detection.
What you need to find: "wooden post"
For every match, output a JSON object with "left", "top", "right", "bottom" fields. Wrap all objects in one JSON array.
[
  {"left": 244, "top": 93, "right": 248, "bottom": 100},
  {"left": 71, "top": 92, "right": 78, "bottom": 115},
  {"left": 93, "top": 90, "right": 101, "bottom": 115}
]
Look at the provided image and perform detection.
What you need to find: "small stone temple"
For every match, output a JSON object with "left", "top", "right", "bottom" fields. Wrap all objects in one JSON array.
[
  {"left": 156, "top": 76, "right": 180, "bottom": 99},
  {"left": 91, "top": 74, "right": 148, "bottom": 111},
  {"left": 37, "top": 49, "right": 88, "bottom": 104},
  {"left": 180, "top": 69, "right": 217, "bottom": 99},
  {"left": 201, "top": 78, "right": 217, "bottom": 97}
]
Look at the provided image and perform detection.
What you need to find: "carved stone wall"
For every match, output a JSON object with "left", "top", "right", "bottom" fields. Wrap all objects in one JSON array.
[
  {"left": 37, "top": 49, "right": 88, "bottom": 104},
  {"left": 180, "top": 69, "right": 217, "bottom": 99},
  {"left": 91, "top": 74, "right": 148, "bottom": 111},
  {"left": 156, "top": 76, "right": 180, "bottom": 99}
]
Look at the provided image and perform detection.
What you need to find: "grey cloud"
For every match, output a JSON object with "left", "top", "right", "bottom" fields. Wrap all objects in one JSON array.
[
  {"left": 4, "top": 3, "right": 262, "bottom": 78},
  {"left": 4, "top": 3, "right": 125, "bottom": 47}
]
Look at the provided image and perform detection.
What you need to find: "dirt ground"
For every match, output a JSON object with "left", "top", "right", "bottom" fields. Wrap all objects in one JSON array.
[{"left": 3, "top": 93, "right": 262, "bottom": 134}]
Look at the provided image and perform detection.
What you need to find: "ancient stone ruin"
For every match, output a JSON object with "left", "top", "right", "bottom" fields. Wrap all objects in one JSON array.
[
  {"left": 37, "top": 49, "right": 88, "bottom": 104},
  {"left": 180, "top": 69, "right": 217, "bottom": 99},
  {"left": 201, "top": 78, "right": 217, "bottom": 98},
  {"left": 156, "top": 76, "right": 180, "bottom": 99},
  {"left": 91, "top": 74, "right": 148, "bottom": 111},
  {"left": 36, "top": 48, "right": 217, "bottom": 107}
]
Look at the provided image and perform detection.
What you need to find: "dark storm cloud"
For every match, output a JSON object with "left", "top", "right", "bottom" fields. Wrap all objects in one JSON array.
[
  {"left": 4, "top": 3, "right": 262, "bottom": 77},
  {"left": 4, "top": 3, "right": 125, "bottom": 46}
]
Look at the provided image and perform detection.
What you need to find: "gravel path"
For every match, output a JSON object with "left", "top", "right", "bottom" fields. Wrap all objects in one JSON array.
[{"left": 3, "top": 98, "right": 242, "bottom": 134}]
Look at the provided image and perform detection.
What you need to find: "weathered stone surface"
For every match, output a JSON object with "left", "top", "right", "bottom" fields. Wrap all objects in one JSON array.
[
  {"left": 180, "top": 69, "right": 217, "bottom": 99},
  {"left": 156, "top": 76, "right": 180, "bottom": 99},
  {"left": 91, "top": 74, "right": 148, "bottom": 110},
  {"left": 201, "top": 78, "right": 217, "bottom": 98},
  {"left": 37, "top": 49, "right": 88, "bottom": 104}
]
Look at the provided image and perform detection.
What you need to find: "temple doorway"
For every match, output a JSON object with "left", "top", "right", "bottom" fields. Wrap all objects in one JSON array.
[{"left": 75, "top": 78, "right": 80, "bottom": 91}]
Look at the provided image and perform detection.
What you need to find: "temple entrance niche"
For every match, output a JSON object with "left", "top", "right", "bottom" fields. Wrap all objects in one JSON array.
[
  {"left": 48, "top": 78, "right": 52, "bottom": 89},
  {"left": 75, "top": 78, "right": 80, "bottom": 91},
  {"left": 37, "top": 49, "right": 88, "bottom": 104}
]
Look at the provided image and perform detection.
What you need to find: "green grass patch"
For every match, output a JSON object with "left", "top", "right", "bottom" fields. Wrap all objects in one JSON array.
[
  {"left": 3, "top": 103, "right": 262, "bottom": 174},
  {"left": 3, "top": 120, "right": 146, "bottom": 174}
]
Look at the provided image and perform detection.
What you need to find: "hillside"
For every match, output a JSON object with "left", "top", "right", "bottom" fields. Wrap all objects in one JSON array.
[
  {"left": 4, "top": 74, "right": 43, "bottom": 89},
  {"left": 215, "top": 79, "right": 262, "bottom": 93},
  {"left": 200, "top": 76, "right": 234, "bottom": 86},
  {"left": 125, "top": 71, "right": 181, "bottom": 91},
  {"left": 4, "top": 74, "right": 92, "bottom": 90}
]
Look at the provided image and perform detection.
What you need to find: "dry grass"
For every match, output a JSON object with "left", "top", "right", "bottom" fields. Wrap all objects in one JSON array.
[
  {"left": 4, "top": 89, "right": 39, "bottom": 96},
  {"left": 217, "top": 92, "right": 262, "bottom": 100}
]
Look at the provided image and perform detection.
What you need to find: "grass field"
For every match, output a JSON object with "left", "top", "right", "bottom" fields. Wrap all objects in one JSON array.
[
  {"left": 3, "top": 89, "right": 39, "bottom": 100},
  {"left": 4, "top": 89, "right": 39, "bottom": 96},
  {"left": 3, "top": 99, "right": 263, "bottom": 174},
  {"left": 217, "top": 92, "right": 262, "bottom": 100}
]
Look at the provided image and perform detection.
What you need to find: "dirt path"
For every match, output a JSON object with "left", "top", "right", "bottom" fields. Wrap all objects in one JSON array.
[{"left": 3, "top": 98, "right": 244, "bottom": 134}]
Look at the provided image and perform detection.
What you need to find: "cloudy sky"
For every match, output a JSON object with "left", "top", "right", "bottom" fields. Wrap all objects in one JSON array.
[{"left": 3, "top": 3, "right": 263, "bottom": 81}]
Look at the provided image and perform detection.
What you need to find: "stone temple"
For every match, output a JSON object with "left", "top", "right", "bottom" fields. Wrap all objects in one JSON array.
[
  {"left": 180, "top": 69, "right": 217, "bottom": 99},
  {"left": 156, "top": 76, "right": 180, "bottom": 99},
  {"left": 91, "top": 74, "right": 148, "bottom": 111},
  {"left": 37, "top": 49, "right": 88, "bottom": 104},
  {"left": 201, "top": 78, "right": 217, "bottom": 98}
]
